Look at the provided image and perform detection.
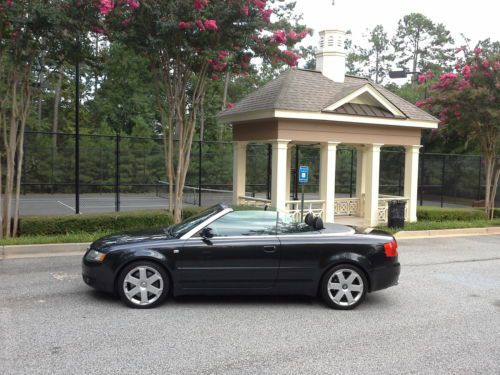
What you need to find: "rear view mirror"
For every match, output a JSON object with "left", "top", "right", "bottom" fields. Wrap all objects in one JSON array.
[{"left": 201, "top": 227, "right": 214, "bottom": 239}]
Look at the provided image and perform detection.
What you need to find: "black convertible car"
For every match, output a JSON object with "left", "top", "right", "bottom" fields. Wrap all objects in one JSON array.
[{"left": 82, "top": 204, "right": 400, "bottom": 309}]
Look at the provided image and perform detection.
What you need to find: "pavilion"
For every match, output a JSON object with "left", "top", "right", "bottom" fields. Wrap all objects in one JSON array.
[{"left": 218, "top": 26, "right": 438, "bottom": 226}]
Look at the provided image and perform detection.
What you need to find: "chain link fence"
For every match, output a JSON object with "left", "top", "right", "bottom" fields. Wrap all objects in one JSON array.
[{"left": 19, "top": 131, "right": 499, "bottom": 215}]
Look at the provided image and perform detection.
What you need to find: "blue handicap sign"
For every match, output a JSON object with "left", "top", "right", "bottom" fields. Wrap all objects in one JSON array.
[{"left": 298, "top": 165, "right": 309, "bottom": 183}]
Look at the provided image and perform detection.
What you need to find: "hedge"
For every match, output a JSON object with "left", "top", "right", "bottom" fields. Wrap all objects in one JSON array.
[
  {"left": 417, "top": 206, "right": 488, "bottom": 222},
  {"left": 19, "top": 207, "right": 206, "bottom": 236}
]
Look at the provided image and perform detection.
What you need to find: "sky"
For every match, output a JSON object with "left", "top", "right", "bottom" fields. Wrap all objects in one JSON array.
[{"left": 295, "top": 0, "right": 500, "bottom": 53}]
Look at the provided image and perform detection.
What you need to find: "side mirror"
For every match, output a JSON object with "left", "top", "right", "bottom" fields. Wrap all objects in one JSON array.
[{"left": 201, "top": 227, "right": 214, "bottom": 239}]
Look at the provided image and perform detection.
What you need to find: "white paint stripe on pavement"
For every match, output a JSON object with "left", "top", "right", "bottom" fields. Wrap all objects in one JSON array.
[{"left": 57, "top": 201, "right": 77, "bottom": 212}]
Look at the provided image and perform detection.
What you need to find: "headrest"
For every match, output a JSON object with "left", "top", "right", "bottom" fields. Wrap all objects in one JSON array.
[
  {"left": 304, "top": 212, "right": 314, "bottom": 226},
  {"left": 313, "top": 216, "right": 324, "bottom": 230}
]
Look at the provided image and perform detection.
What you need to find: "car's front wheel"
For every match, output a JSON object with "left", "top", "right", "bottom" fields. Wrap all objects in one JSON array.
[
  {"left": 321, "top": 264, "right": 367, "bottom": 310},
  {"left": 117, "top": 261, "right": 169, "bottom": 308}
]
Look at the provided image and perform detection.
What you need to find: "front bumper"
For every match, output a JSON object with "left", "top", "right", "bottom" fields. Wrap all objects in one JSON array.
[
  {"left": 369, "top": 262, "right": 400, "bottom": 292},
  {"left": 82, "top": 258, "right": 116, "bottom": 294}
]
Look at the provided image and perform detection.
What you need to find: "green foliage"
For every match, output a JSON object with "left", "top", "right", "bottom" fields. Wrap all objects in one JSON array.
[
  {"left": 392, "top": 13, "right": 454, "bottom": 73},
  {"left": 416, "top": 206, "right": 487, "bottom": 221},
  {"left": 380, "top": 218, "right": 500, "bottom": 234},
  {"left": 19, "top": 210, "right": 174, "bottom": 236}
]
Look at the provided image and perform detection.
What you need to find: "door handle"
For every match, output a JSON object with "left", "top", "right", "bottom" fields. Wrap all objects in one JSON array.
[{"left": 263, "top": 246, "right": 277, "bottom": 253}]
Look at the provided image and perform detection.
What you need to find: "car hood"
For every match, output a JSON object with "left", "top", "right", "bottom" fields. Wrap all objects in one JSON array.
[{"left": 91, "top": 227, "right": 172, "bottom": 250}]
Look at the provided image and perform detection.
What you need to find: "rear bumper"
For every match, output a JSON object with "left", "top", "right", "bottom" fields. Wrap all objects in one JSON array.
[{"left": 369, "top": 262, "right": 400, "bottom": 292}]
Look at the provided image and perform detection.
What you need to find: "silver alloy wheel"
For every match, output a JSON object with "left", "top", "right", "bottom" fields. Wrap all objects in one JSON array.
[
  {"left": 327, "top": 268, "right": 364, "bottom": 307},
  {"left": 123, "top": 265, "right": 164, "bottom": 306}
]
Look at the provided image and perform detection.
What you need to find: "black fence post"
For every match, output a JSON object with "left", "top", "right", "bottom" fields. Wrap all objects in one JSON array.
[
  {"left": 266, "top": 144, "right": 272, "bottom": 200},
  {"left": 115, "top": 133, "right": 121, "bottom": 212},
  {"left": 419, "top": 152, "right": 425, "bottom": 206},
  {"left": 477, "top": 156, "right": 482, "bottom": 201},
  {"left": 198, "top": 139, "right": 202, "bottom": 207},
  {"left": 75, "top": 61, "right": 80, "bottom": 214},
  {"left": 441, "top": 154, "right": 446, "bottom": 208},
  {"left": 349, "top": 149, "right": 354, "bottom": 198},
  {"left": 294, "top": 145, "right": 299, "bottom": 200}
]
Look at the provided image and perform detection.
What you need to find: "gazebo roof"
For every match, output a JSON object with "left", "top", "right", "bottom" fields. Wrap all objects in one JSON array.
[{"left": 219, "top": 69, "right": 438, "bottom": 124}]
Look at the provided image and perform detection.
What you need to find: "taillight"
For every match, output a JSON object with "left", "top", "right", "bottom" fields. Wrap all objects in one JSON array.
[{"left": 384, "top": 239, "right": 398, "bottom": 257}]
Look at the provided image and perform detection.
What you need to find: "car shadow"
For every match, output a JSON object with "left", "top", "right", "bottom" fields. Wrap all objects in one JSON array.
[{"left": 171, "top": 294, "right": 318, "bottom": 307}]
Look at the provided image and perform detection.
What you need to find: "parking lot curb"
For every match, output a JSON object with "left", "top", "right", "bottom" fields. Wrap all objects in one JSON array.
[
  {"left": 395, "top": 226, "right": 500, "bottom": 240},
  {"left": 1, "top": 242, "right": 90, "bottom": 260}
]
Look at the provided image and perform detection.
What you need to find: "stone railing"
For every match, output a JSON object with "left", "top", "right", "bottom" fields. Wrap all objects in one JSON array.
[
  {"left": 378, "top": 195, "right": 409, "bottom": 223},
  {"left": 285, "top": 199, "right": 325, "bottom": 221},
  {"left": 334, "top": 197, "right": 362, "bottom": 216},
  {"left": 238, "top": 196, "right": 271, "bottom": 208}
]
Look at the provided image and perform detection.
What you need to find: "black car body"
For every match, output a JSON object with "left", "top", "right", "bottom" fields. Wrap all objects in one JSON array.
[{"left": 82, "top": 204, "right": 400, "bottom": 309}]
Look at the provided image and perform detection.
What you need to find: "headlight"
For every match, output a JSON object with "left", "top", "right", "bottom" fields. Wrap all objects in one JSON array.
[{"left": 85, "top": 249, "right": 107, "bottom": 262}]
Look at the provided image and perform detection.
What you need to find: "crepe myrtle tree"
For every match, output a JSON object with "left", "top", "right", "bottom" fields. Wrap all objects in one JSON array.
[
  {"left": 417, "top": 48, "right": 500, "bottom": 219},
  {"left": 99, "top": 0, "right": 309, "bottom": 222},
  {"left": 0, "top": 1, "right": 100, "bottom": 237}
]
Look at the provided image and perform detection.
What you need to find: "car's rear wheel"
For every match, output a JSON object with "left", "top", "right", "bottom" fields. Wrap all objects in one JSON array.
[
  {"left": 321, "top": 264, "right": 367, "bottom": 310},
  {"left": 117, "top": 261, "right": 169, "bottom": 309}
]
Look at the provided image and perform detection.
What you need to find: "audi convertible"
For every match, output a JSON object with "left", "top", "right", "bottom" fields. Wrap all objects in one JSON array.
[{"left": 82, "top": 204, "right": 400, "bottom": 309}]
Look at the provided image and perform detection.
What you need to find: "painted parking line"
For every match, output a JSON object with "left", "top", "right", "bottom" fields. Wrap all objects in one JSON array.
[{"left": 57, "top": 201, "right": 77, "bottom": 212}]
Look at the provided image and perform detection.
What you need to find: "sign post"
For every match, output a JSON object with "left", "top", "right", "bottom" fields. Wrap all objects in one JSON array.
[{"left": 298, "top": 165, "right": 309, "bottom": 221}]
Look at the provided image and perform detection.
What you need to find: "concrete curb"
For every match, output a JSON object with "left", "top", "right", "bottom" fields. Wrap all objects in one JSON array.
[
  {"left": 395, "top": 226, "right": 500, "bottom": 240},
  {"left": 1, "top": 227, "right": 499, "bottom": 260},
  {"left": 1, "top": 242, "right": 90, "bottom": 260}
]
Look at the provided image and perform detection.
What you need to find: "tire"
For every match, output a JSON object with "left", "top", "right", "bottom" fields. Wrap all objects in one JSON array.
[
  {"left": 117, "top": 261, "right": 169, "bottom": 309},
  {"left": 320, "top": 264, "right": 367, "bottom": 310}
]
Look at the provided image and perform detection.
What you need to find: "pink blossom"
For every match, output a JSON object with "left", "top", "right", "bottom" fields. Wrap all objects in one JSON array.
[
  {"left": 121, "top": 18, "right": 131, "bottom": 26},
  {"left": 99, "top": 0, "right": 114, "bottom": 15},
  {"left": 461, "top": 65, "right": 471, "bottom": 79},
  {"left": 482, "top": 60, "right": 490, "bottom": 69},
  {"left": 226, "top": 102, "right": 234, "bottom": 109},
  {"left": 211, "top": 74, "right": 218, "bottom": 80},
  {"left": 124, "top": 0, "right": 139, "bottom": 9},
  {"left": 195, "top": 20, "right": 205, "bottom": 31},
  {"left": 281, "top": 50, "right": 300, "bottom": 66},
  {"left": 454, "top": 47, "right": 463, "bottom": 54},
  {"left": 241, "top": 5, "right": 249, "bottom": 16},
  {"left": 93, "top": 27, "right": 106, "bottom": 34},
  {"left": 218, "top": 50, "right": 229, "bottom": 59},
  {"left": 261, "top": 8, "right": 272, "bottom": 22},
  {"left": 440, "top": 72, "right": 457, "bottom": 80},
  {"left": 456, "top": 79, "right": 471, "bottom": 90},
  {"left": 272, "top": 31, "right": 287, "bottom": 44},
  {"left": 193, "top": 0, "right": 208, "bottom": 10},
  {"left": 252, "top": 0, "right": 266, "bottom": 9},
  {"left": 287, "top": 31, "right": 299, "bottom": 40},
  {"left": 418, "top": 70, "right": 433, "bottom": 84},
  {"left": 179, "top": 21, "right": 191, "bottom": 29},
  {"left": 474, "top": 47, "right": 482, "bottom": 56},
  {"left": 204, "top": 19, "right": 217, "bottom": 30},
  {"left": 415, "top": 97, "right": 433, "bottom": 108}
]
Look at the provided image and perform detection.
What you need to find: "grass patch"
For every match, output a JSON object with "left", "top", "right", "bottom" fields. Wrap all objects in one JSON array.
[{"left": 0, "top": 231, "right": 109, "bottom": 246}]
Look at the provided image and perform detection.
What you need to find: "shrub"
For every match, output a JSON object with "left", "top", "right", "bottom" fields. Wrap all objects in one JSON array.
[
  {"left": 417, "top": 206, "right": 487, "bottom": 222},
  {"left": 20, "top": 210, "right": 174, "bottom": 236}
]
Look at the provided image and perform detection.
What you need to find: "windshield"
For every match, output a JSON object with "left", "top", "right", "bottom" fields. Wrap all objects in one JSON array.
[{"left": 169, "top": 205, "right": 224, "bottom": 238}]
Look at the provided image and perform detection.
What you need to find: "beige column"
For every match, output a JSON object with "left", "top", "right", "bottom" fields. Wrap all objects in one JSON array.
[
  {"left": 364, "top": 143, "right": 383, "bottom": 227},
  {"left": 319, "top": 142, "right": 340, "bottom": 223},
  {"left": 355, "top": 145, "right": 366, "bottom": 198},
  {"left": 232, "top": 141, "right": 248, "bottom": 205},
  {"left": 271, "top": 140, "right": 291, "bottom": 211},
  {"left": 285, "top": 144, "right": 293, "bottom": 201},
  {"left": 404, "top": 145, "right": 421, "bottom": 223}
]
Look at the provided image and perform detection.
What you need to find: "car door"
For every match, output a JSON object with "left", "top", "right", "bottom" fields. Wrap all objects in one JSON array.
[{"left": 178, "top": 210, "right": 280, "bottom": 290}]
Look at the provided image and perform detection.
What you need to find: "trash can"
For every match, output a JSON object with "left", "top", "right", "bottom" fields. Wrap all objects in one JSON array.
[{"left": 388, "top": 200, "right": 406, "bottom": 228}]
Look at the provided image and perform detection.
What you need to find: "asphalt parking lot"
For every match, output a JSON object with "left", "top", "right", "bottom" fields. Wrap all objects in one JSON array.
[{"left": 1, "top": 236, "right": 499, "bottom": 374}]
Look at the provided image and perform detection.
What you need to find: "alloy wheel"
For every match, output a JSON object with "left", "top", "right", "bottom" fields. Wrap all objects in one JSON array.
[
  {"left": 327, "top": 268, "right": 364, "bottom": 307},
  {"left": 123, "top": 265, "right": 164, "bottom": 306}
]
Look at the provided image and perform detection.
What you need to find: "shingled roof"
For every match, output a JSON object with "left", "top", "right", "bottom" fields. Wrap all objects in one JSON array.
[{"left": 219, "top": 69, "right": 437, "bottom": 123}]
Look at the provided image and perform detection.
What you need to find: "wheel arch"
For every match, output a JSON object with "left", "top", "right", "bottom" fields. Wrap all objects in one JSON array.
[
  {"left": 317, "top": 257, "right": 372, "bottom": 296},
  {"left": 113, "top": 254, "right": 174, "bottom": 295}
]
